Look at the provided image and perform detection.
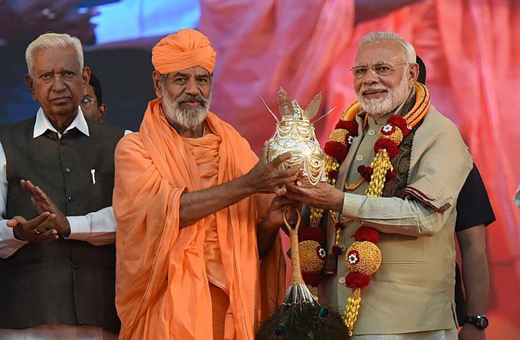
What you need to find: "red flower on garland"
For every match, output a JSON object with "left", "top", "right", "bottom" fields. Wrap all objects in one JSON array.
[
  {"left": 345, "top": 272, "right": 371, "bottom": 289},
  {"left": 324, "top": 141, "right": 348, "bottom": 161},
  {"left": 374, "top": 138, "right": 399, "bottom": 158},
  {"left": 386, "top": 170, "right": 397, "bottom": 180},
  {"left": 300, "top": 227, "right": 326, "bottom": 245},
  {"left": 331, "top": 245, "right": 343, "bottom": 255},
  {"left": 302, "top": 272, "right": 322, "bottom": 287},
  {"left": 328, "top": 169, "right": 338, "bottom": 180},
  {"left": 388, "top": 115, "right": 411, "bottom": 136},
  {"left": 357, "top": 165, "right": 373, "bottom": 182},
  {"left": 335, "top": 120, "right": 358, "bottom": 136},
  {"left": 352, "top": 226, "right": 380, "bottom": 243},
  {"left": 334, "top": 222, "right": 345, "bottom": 231}
]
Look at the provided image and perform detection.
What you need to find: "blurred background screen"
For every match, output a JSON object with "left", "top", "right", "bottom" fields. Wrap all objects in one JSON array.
[{"left": 0, "top": 0, "right": 200, "bottom": 130}]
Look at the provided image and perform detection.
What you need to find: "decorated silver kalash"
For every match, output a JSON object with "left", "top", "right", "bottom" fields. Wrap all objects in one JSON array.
[{"left": 266, "top": 88, "right": 328, "bottom": 185}]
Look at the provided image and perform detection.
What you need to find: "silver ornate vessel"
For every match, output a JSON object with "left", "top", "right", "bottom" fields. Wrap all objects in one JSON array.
[{"left": 266, "top": 88, "right": 326, "bottom": 185}]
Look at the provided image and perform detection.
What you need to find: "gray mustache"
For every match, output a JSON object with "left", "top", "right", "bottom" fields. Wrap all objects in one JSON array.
[
  {"left": 176, "top": 95, "right": 208, "bottom": 108},
  {"left": 361, "top": 85, "right": 388, "bottom": 92}
]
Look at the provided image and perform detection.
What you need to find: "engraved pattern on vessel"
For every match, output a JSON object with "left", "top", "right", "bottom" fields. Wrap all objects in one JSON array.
[{"left": 267, "top": 88, "right": 326, "bottom": 185}]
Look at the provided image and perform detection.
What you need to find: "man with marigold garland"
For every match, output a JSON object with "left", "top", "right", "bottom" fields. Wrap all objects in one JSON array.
[{"left": 286, "top": 32, "right": 472, "bottom": 340}]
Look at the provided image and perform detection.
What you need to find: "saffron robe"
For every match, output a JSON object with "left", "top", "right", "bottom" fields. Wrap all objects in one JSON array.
[{"left": 113, "top": 98, "right": 284, "bottom": 339}]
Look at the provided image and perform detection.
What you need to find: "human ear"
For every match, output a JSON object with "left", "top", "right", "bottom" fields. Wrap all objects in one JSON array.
[
  {"left": 82, "top": 67, "right": 91, "bottom": 96},
  {"left": 24, "top": 74, "right": 37, "bottom": 101},
  {"left": 408, "top": 63, "right": 419, "bottom": 85},
  {"left": 98, "top": 104, "right": 107, "bottom": 122},
  {"left": 152, "top": 71, "right": 165, "bottom": 98}
]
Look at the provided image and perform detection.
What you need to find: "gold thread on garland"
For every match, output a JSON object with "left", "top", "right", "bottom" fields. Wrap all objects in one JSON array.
[
  {"left": 365, "top": 149, "right": 393, "bottom": 197},
  {"left": 329, "top": 129, "right": 348, "bottom": 143},
  {"left": 343, "top": 241, "right": 382, "bottom": 336},
  {"left": 345, "top": 178, "right": 365, "bottom": 191},
  {"left": 343, "top": 288, "right": 361, "bottom": 332}
]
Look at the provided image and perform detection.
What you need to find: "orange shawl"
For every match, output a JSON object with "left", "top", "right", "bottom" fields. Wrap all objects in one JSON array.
[{"left": 113, "top": 98, "right": 284, "bottom": 339}]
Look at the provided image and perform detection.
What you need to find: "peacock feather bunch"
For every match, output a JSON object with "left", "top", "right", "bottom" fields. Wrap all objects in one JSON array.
[{"left": 256, "top": 210, "right": 350, "bottom": 340}]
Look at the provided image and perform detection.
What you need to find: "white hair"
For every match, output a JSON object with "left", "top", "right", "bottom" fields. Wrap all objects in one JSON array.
[
  {"left": 25, "top": 33, "right": 84, "bottom": 77},
  {"left": 358, "top": 32, "right": 416, "bottom": 64},
  {"left": 356, "top": 74, "right": 411, "bottom": 119}
]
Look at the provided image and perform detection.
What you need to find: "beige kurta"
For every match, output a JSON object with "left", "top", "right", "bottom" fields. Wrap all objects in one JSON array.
[{"left": 318, "top": 105, "right": 472, "bottom": 336}]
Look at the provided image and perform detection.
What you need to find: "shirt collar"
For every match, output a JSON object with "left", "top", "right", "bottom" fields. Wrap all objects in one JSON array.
[{"left": 33, "top": 107, "right": 90, "bottom": 139}]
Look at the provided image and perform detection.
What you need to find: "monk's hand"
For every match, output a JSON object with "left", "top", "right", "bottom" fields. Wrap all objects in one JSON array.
[
  {"left": 244, "top": 143, "right": 299, "bottom": 196},
  {"left": 7, "top": 213, "right": 59, "bottom": 243},
  {"left": 21, "top": 179, "right": 71, "bottom": 237},
  {"left": 264, "top": 196, "right": 302, "bottom": 229},
  {"left": 285, "top": 178, "right": 344, "bottom": 212}
]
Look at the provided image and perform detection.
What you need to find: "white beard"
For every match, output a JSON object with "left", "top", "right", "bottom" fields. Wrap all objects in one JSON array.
[
  {"left": 356, "top": 75, "right": 411, "bottom": 119},
  {"left": 162, "top": 89, "right": 210, "bottom": 130}
]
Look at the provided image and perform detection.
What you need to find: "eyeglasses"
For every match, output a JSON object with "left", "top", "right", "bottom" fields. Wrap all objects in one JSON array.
[
  {"left": 351, "top": 63, "right": 410, "bottom": 78},
  {"left": 81, "top": 95, "right": 97, "bottom": 107}
]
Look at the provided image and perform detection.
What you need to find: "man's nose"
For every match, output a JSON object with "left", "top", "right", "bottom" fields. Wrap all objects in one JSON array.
[
  {"left": 51, "top": 74, "right": 66, "bottom": 91},
  {"left": 361, "top": 68, "right": 380, "bottom": 85},
  {"left": 185, "top": 78, "right": 200, "bottom": 96}
]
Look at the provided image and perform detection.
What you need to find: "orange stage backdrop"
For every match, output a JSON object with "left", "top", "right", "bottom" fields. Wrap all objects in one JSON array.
[{"left": 199, "top": 0, "right": 520, "bottom": 338}]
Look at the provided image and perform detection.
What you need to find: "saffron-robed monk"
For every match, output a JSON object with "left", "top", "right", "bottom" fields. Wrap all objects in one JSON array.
[{"left": 113, "top": 29, "right": 298, "bottom": 340}]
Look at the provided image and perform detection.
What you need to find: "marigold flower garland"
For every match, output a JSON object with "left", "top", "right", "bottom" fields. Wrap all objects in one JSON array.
[
  {"left": 308, "top": 82, "right": 430, "bottom": 336},
  {"left": 299, "top": 226, "right": 327, "bottom": 294}
]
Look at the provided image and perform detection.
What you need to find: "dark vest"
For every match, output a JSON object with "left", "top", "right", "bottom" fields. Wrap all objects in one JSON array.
[{"left": 0, "top": 117, "right": 125, "bottom": 333}]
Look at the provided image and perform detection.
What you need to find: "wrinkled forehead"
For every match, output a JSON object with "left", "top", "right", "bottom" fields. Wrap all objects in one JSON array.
[
  {"left": 356, "top": 40, "right": 406, "bottom": 66},
  {"left": 32, "top": 46, "right": 81, "bottom": 73}
]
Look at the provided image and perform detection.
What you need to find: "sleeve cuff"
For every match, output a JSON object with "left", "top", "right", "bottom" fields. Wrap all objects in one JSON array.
[
  {"left": 0, "top": 220, "right": 28, "bottom": 258},
  {"left": 66, "top": 216, "right": 91, "bottom": 241},
  {"left": 341, "top": 193, "right": 365, "bottom": 220}
]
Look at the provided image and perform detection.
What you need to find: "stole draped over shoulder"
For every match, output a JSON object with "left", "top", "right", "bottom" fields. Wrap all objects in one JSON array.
[{"left": 113, "top": 98, "right": 284, "bottom": 339}]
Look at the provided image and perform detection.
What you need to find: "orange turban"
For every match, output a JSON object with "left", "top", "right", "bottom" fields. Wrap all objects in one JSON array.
[{"left": 152, "top": 29, "right": 217, "bottom": 75}]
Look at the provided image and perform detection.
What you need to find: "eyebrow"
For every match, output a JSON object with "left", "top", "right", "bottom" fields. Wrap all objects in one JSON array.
[
  {"left": 36, "top": 67, "right": 78, "bottom": 75},
  {"left": 355, "top": 61, "right": 393, "bottom": 67},
  {"left": 171, "top": 72, "right": 210, "bottom": 81},
  {"left": 172, "top": 72, "right": 190, "bottom": 78}
]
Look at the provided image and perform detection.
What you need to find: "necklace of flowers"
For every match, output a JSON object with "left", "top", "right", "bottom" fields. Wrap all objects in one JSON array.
[{"left": 308, "top": 82, "right": 430, "bottom": 335}]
